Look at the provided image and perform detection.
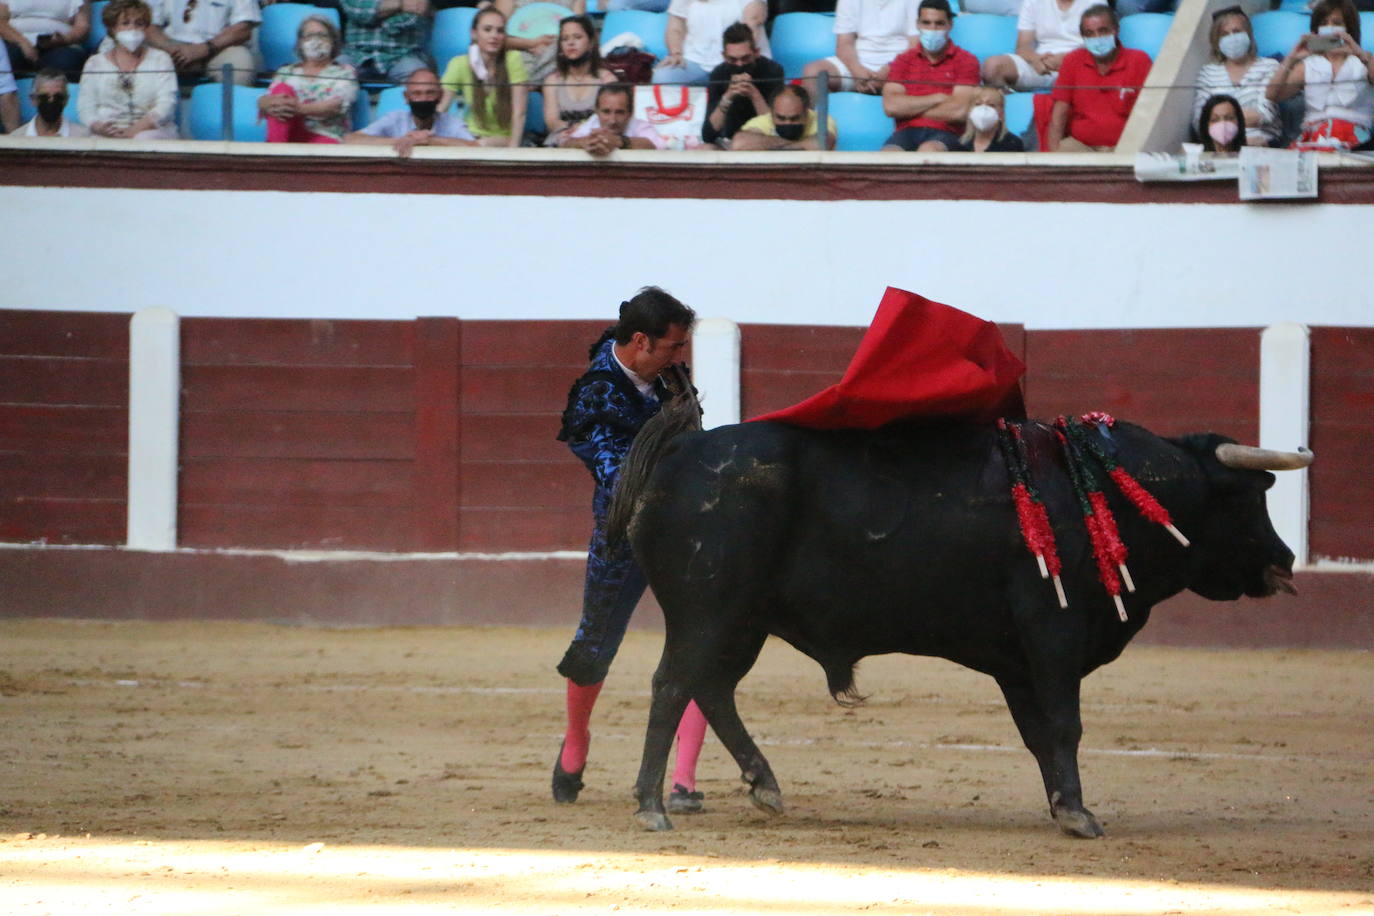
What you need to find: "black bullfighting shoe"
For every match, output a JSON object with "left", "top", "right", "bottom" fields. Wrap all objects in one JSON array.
[
  {"left": 552, "top": 742, "right": 584, "bottom": 804},
  {"left": 666, "top": 783, "right": 705, "bottom": 814}
]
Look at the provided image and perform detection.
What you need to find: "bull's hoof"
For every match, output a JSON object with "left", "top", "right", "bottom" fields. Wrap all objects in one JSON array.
[
  {"left": 634, "top": 809, "right": 674, "bottom": 832},
  {"left": 1052, "top": 806, "right": 1104, "bottom": 839},
  {"left": 748, "top": 786, "right": 784, "bottom": 816}
]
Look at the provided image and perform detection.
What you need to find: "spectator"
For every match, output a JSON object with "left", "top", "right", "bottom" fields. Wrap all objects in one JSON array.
[
  {"left": 983, "top": 0, "right": 1095, "bottom": 91},
  {"left": 653, "top": 0, "right": 767, "bottom": 87},
  {"left": 880, "top": 0, "right": 977, "bottom": 151},
  {"left": 1267, "top": 0, "right": 1374, "bottom": 150},
  {"left": 77, "top": 0, "right": 177, "bottom": 138},
  {"left": 0, "top": 0, "right": 91, "bottom": 77},
  {"left": 439, "top": 6, "right": 528, "bottom": 146},
  {"left": 345, "top": 65, "right": 474, "bottom": 153},
  {"left": 15, "top": 66, "right": 88, "bottom": 133},
  {"left": 732, "top": 82, "right": 835, "bottom": 149},
  {"left": 542, "top": 14, "right": 613, "bottom": 146},
  {"left": 802, "top": 0, "right": 917, "bottom": 96},
  {"left": 1198, "top": 92, "right": 1243, "bottom": 155},
  {"left": 702, "top": 21, "right": 780, "bottom": 147},
  {"left": 492, "top": 0, "right": 583, "bottom": 83},
  {"left": 1191, "top": 6, "right": 1278, "bottom": 147},
  {"left": 340, "top": 0, "right": 433, "bottom": 84},
  {"left": 953, "top": 86, "right": 1023, "bottom": 151},
  {"left": 258, "top": 13, "right": 357, "bottom": 143},
  {"left": 561, "top": 81, "right": 666, "bottom": 153},
  {"left": 0, "top": 39, "right": 19, "bottom": 131},
  {"left": 146, "top": 0, "right": 258, "bottom": 86},
  {"left": 1045, "top": 4, "right": 1150, "bottom": 152}
]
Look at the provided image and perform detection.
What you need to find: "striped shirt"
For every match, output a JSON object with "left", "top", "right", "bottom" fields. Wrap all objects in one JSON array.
[{"left": 1192, "top": 57, "right": 1280, "bottom": 145}]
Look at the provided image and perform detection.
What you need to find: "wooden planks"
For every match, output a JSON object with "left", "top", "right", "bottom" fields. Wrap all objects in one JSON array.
[{"left": 1309, "top": 327, "right": 1374, "bottom": 562}]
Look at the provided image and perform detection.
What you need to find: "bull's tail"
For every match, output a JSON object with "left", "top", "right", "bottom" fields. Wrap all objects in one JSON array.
[{"left": 606, "top": 389, "right": 702, "bottom": 547}]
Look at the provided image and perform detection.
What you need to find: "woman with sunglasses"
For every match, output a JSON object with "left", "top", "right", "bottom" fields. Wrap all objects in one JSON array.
[
  {"left": 77, "top": 0, "right": 176, "bottom": 138},
  {"left": 1267, "top": 0, "right": 1374, "bottom": 150},
  {"left": 1192, "top": 6, "right": 1278, "bottom": 147}
]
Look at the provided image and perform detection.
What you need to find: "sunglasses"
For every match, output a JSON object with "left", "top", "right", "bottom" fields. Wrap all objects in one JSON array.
[{"left": 183, "top": 0, "right": 197, "bottom": 23}]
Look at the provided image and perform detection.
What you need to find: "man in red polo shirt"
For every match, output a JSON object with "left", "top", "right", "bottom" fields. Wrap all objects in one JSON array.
[
  {"left": 1046, "top": 3, "right": 1152, "bottom": 151},
  {"left": 881, "top": 0, "right": 980, "bottom": 151}
]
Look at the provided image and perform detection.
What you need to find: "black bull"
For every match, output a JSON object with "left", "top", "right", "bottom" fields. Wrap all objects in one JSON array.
[{"left": 609, "top": 400, "right": 1310, "bottom": 838}]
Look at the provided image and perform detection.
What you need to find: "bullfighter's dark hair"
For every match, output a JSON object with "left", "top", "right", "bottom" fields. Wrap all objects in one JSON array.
[
  {"left": 1199, "top": 94, "right": 1245, "bottom": 153},
  {"left": 722, "top": 21, "right": 755, "bottom": 48},
  {"left": 918, "top": 0, "right": 955, "bottom": 21},
  {"left": 1310, "top": 0, "right": 1359, "bottom": 44},
  {"left": 588, "top": 287, "right": 696, "bottom": 358}
]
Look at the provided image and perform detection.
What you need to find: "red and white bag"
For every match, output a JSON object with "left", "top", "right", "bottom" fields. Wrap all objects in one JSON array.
[{"left": 634, "top": 85, "right": 708, "bottom": 151}]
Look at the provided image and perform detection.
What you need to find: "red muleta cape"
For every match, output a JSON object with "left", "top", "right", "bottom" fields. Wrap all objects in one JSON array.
[{"left": 749, "top": 287, "right": 1026, "bottom": 429}]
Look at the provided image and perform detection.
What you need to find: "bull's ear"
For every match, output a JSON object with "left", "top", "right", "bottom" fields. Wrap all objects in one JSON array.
[{"left": 1171, "top": 433, "right": 1276, "bottom": 493}]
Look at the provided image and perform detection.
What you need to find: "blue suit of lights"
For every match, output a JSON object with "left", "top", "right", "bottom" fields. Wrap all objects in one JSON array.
[{"left": 556, "top": 339, "right": 669, "bottom": 686}]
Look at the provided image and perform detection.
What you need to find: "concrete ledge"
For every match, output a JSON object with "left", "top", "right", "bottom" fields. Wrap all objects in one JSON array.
[{"left": 2, "top": 545, "right": 1367, "bottom": 648}]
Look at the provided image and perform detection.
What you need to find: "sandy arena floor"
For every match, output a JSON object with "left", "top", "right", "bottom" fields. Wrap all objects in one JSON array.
[{"left": 0, "top": 619, "right": 1370, "bottom": 915}]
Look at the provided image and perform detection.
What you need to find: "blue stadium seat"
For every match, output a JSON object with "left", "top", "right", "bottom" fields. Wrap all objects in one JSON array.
[
  {"left": 1363, "top": 12, "right": 1374, "bottom": 52},
  {"left": 260, "top": 3, "right": 342, "bottom": 73},
  {"left": 1002, "top": 89, "right": 1037, "bottom": 138},
  {"left": 601, "top": 10, "right": 669, "bottom": 60},
  {"left": 527, "top": 88, "right": 545, "bottom": 137},
  {"left": 16, "top": 78, "right": 82, "bottom": 124},
  {"left": 1275, "top": 0, "right": 1309, "bottom": 11},
  {"left": 431, "top": 6, "right": 478, "bottom": 73},
  {"left": 949, "top": 13, "right": 1018, "bottom": 63},
  {"left": 770, "top": 12, "right": 836, "bottom": 79},
  {"left": 350, "top": 89, "right": 370, "bottom": 131},
  {"left": 1251, "top": 11, "right": 1307, "bottom": 60},
  {"left": 188, "top": 83, "right": 267, "bottom": 141},
  {"left": 374, "top": 85, "right": 407, "bottom": 117},
  {"left": 85, "top": 0, "right": 110, "bottom": 51},
  {"left": 1118, "top": 12, "right": 1172, "bottom": 59},
  {"left": 826, "top": 91, "right": 890, "bottom": 151}
]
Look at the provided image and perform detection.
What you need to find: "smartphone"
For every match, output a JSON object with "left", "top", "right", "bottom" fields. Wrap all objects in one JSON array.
[{"left": 1307, "top": 32, "right": 1343, "bottom": 52}]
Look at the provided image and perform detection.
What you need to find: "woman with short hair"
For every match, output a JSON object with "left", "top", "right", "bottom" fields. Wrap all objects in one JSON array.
[
  {"left": 259, "top": 15, "right": 358, "bottom": 144},
  {"left": 1267, "top": 0, "right": 1374, "bottom": 150},
  {"left": 77, "top": 0, "right": 176, "bottom": 139}
]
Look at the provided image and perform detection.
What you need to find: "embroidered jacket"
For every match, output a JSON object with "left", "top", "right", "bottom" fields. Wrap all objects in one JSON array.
[{"left": 558, "top": 339, "right": 668, "bottom": 495}]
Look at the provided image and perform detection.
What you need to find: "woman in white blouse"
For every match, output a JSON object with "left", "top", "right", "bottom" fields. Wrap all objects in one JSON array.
[
  {"left": 1267, "top": 0, "right": 1374, "bottom": 150},
  {"left": 77, "top": 0, "right": 176, "bottom": 138},
  {"left": 1192, "top": 6, "right": 1278, "bottom": 147}
]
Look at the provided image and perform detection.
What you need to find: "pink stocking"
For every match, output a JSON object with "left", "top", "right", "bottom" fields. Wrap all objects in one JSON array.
[
  {"left": 561, "top": 679, "right": 603, "bottom": 773},
  {"left": 670, "top": 701, "right": 707, "bottom": 791}
]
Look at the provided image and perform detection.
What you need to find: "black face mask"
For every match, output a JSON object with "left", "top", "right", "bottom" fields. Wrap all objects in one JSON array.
[
  {"left": 36, "top": 97, "right": 66, "bottom": 124},
  {"left": 408, "top": 99, "right": 438, "bottom": 120},
  {"left": 563, "top": 51, "right": 590, "bottom": 66},
  {"left": 727, "top": 62, "right": 753, "bottom": 75},
  {"left": 775, "top": 121, "right": 805, "bottom": 142}
]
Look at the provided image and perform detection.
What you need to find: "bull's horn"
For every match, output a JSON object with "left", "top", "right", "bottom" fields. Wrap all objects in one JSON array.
[{"left": 1215, "top": 444, "right": 1314, "bottom": 470}]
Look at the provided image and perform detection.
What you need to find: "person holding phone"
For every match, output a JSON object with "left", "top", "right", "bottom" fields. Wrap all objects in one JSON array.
[
  {"left": 1267, "top": 0, "right": 1374, "bottom": 150},
  {"left": 0, "top": 0, "right": 91, "bottom": 76}
]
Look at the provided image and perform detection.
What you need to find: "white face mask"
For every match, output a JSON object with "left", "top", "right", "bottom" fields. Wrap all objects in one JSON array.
[
  {"left": 115, "top": 28, "right": 145, "bottom": 52},
  {"left": 301, "top": 36, "right": 330, "bottom": 61},
  {"left": 968, "top": 103, "right": 1000, "bottom": 132},
  {"left": 1217, "top": 31, "right": 1250, "bottom": 60}
]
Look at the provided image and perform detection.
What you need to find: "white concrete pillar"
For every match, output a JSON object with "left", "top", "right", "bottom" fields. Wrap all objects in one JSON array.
[
  {"left": 1259, "top": 323, "right": 1310, "bottom": 567},
  {"left": 127, "top": 307, "right": 181, "bottom": 551},
  {"left": 692, "top": 318, "right": 741, "bottom": 431}
]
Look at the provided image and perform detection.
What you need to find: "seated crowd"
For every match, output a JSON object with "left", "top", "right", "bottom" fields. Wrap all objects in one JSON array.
[{"left": 1, "top": 0, "right": 1371, "bottom": 155}]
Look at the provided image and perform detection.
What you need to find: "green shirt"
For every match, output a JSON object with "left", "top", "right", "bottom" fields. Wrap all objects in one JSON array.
[{"left": 440, "top": 51, "right": 529, "bottom": 138}]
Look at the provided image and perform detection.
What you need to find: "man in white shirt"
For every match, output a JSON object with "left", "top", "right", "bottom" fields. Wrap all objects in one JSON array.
[
  {"left": 0, "top": 40, "right": 19, "bottom": 132},
  {"left": 562, "top": 83, "right": 667, "bottom": 154},
  {"left": 15, "top": 67, "right": 89, "bottom": 135},
  {"left": 802, "top": 0, "right": 919, "bottom": 94},
  {"left": 982, "top": 0, "right": 1095, "bottom": 91},
  {"left": 147, "top": 0, "right": 260, "bottom": 86}
]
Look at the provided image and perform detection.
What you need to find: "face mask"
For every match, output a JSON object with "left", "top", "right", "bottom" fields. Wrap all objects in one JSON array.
[
  {"left": 37, "top": 97, "right": 66, "bottom": 123},
  {"left": 1084, "top": 34, "right": 1116, "bottom": 58},
  {"left": 301, "top": 37, "right": 330, "bottom": 61},
  {"left": 1317, "top": 24, "right": 1345, "bottom": 35},
  {"left": 918, "top": 29, "right": 948, "bottom": 53},
  {"left": 968, "top": 104, "right": 1000, "bottom": 132},
  {"left": 408, "top": 99, "right": 438, "bottom": 120},
  {"left": 1217, "top": 31, "right": 1250, "bottom": 60},
  {"left": 115, "top": 28, "right": 145, "bottom": 52},
  {"left": 775, "top": 121, "right": 805, "bottom": 141},
  {"left": 1208, "top": 119, "right": 1239, "bottom": 147},
  {"left": 563, "top": 51, "right": 590, "bottom": 66},
  {"left": 727, "top": 63, "right": 752, "bottom": 75}
]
